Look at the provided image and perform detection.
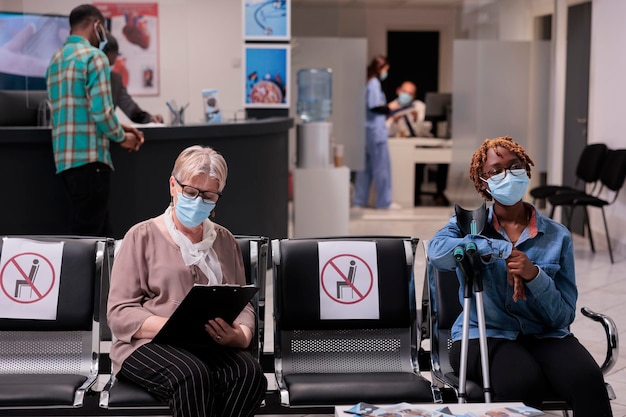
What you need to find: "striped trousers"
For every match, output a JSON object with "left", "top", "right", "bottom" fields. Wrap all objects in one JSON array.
[{"left": 120, "top": 343, "right": 267, "bottom": 417}]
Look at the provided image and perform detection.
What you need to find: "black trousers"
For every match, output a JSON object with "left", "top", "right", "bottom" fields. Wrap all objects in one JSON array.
[
  {"left": 59, "top": 162, "right": 112, "bottom": 236},
  {"left": 450, "top": 335, "right": 612, "bottom": 417},
  {"left": 120, "top": 343, "right": 267, "bottom": 417}
]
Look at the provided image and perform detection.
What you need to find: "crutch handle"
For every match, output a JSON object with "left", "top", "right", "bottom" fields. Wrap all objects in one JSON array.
[
  {"left": 453, "top": 246, "right": 474, "bottom": 299},
  {"left": 464, "top": 242, "right": 484, "bottom": 292}
]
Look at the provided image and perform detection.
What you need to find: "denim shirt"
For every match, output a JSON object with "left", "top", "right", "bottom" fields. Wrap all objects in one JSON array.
[{"left": 428, "top": 202, "right": 577, "bottom": 342}]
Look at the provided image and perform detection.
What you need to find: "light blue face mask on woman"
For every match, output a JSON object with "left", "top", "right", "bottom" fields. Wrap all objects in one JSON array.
[
  {"left": 485, "top": 169, "right": 529, "bottom": 206},
  {"left": 174, "top": 192, "right": 216, "bottom": 227}
]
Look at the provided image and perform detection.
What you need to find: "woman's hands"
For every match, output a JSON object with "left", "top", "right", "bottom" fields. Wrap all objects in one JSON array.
[
  {"left": 506, "top": 249, "right": 540, "bottom": 302},
  {"left": 205, "top": 319, "right": 252, "bottom": 349}
]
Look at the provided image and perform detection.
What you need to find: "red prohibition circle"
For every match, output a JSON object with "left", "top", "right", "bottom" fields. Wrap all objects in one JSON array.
[
  {"left": 320, "top": 253, "right": 374, "bottom": 305},
  {"left": 0, "top": 252, "right": 56, "bottom": 304}
]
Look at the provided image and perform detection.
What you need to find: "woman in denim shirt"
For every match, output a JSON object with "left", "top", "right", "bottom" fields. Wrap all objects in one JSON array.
[{"left": 429, "top": 136, "right": 611, "bottom": 416}]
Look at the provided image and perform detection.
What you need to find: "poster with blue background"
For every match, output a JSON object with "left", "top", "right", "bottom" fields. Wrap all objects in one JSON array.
[
  {"left": 243, "top": 0, "right": 290, "bottom": 41},
  {"left": 244, "top": 44, "right": 289, "bottom": 108}
]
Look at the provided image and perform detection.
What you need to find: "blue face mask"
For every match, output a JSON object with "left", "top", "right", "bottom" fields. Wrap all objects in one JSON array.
[
  {"left": 94, "top": 22, "right": 108, "bottom": 50},
  {"left": 485, "top": 169, "right": 529, "bottom": 206},
  {"left": 174, "top": 192, "right": 216, "bottom": 227},
  {"left": 398, "top": 92, "right": 413, "bottom": 106},
  {"left": 379, "top": 71, "right": 388, "bottom": 81}
]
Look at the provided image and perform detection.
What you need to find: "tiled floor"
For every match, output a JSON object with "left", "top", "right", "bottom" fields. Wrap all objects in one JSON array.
[{"left": 261, "top": 178, "right": 626, "bottom": 416}]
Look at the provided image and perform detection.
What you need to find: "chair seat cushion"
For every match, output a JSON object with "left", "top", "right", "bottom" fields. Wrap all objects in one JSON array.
[
  {"left": 284, "top": 372, "right": 433, "bottom": 406},
  {"left": 0, "top": 374, "right": 86, "bottom": 407},
  {"left": 530, "top": 185, "right": 574, "bottom": 199},
  {"left": 108, "top": 378, "right": 168, "bottom": 408},
  {"left": 547, "top": 190, "right": 586, "bottom": 206}
]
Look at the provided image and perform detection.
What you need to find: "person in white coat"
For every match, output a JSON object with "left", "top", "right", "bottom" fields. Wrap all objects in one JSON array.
[{"left": 386, "top": 81, "right": 450, "bottom": 206}]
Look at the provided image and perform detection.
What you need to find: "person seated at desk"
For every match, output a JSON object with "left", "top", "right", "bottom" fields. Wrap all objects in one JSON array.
[
  {"left": 107, "top": 145, "right": 267, "bottom": 417},
  {"left": 387, "top": 81, "right": 450, "bottom": 206},
  {"left": 103, "top": 34, "right": 163, "bottom": 124}
]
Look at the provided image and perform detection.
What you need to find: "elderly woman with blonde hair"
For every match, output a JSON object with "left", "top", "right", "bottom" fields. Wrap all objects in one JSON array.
[{"left": 107, "top": 145, "right": 266, "bottom": 417}]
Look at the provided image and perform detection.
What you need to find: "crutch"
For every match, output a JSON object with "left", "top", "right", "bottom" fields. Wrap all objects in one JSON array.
[{"left": 453, "top": 202, "right": 492, "bottom": 403}]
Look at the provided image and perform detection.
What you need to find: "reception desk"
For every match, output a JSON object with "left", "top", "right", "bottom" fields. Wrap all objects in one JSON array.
[
  {"left": 388, "top": 137, "right": 452, "bottom": 207},
  {"left": 0, "top": 118, "right": 293, "bottom": 239}
]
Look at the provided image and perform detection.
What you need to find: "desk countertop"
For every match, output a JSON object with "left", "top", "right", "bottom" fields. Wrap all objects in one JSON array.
[{"left": 388, "top": 136, "right": 452, "bottom": 147}]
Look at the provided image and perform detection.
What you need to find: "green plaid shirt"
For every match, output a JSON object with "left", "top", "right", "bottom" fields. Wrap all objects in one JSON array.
[{"left": 46, "top": 35, "right": 124, "bottom": 174}]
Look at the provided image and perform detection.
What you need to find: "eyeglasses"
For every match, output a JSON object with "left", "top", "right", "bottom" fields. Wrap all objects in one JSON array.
[
  {"left": 175, "top": 178, "right": 221, "bottom": 203},
  {"left": 481, "top": 163, "right": 526, "bottom": 184}
]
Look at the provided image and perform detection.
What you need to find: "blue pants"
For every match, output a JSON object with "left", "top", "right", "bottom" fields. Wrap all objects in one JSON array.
[{"left": 354, "top": 141, "right": 392, "bottom": 208}]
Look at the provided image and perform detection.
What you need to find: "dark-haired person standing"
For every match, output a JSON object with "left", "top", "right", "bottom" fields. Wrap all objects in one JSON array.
[
  {"left": 103, "top": 34, "right": 163, "bottom": 124},
  {"left": 46, "top": 4, "right": 144, "bottom": 236},
  {"left": 353, "top": 55, "right": 401, "bottom": 210}
]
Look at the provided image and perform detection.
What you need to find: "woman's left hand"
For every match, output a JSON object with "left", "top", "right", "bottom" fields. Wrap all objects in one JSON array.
[{"left": 205, "top": 318, "right": 250, "bottom": 348}]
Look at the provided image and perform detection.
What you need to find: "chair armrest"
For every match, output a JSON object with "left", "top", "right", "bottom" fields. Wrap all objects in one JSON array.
[
  {"left": 581, "top": 307, "right": 619, "bottom": 374},
  {"left": 98, "top": 374, "right": 115, "bottom": 409}
]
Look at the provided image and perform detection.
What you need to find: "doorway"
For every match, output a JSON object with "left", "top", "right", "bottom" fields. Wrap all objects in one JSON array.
[
  {"left": 384, "top": 31, "right": 440, "bottom": 103},
  {"left": 563, "top": 2, "right": 591, "bottom": 235}
]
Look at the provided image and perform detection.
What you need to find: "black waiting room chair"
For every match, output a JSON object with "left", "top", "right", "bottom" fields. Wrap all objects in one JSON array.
[
  {"left": 547, "top": 148, "right": 626, "bottom": 264},
  {"left": 271, "top": 236, "right": 434, "bottom": 408},
  {"left": 423, "top": 242, "right": 618, "bottom": 416},
  {"left": 530, "top": 142, "right": 608, "bottom": 208},
  {"left": 0, "top": 236, "right": 110, "bottom": 412},
  {"left": 98, "top": 235, "right": 269, "bottom": 414}
]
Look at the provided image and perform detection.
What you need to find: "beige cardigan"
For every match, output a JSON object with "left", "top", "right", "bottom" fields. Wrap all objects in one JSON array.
[{"left": 107, "top": 217, "right": 255, "bottom": 373}]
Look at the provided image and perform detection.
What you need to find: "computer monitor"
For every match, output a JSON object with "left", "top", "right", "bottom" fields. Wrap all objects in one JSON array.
[
  {"left": 0, "top": 89, "right": 49, "bottom": 126},
  {"left": 0, "top": 12, "right": 70, "bottom": 90},
  {"left": 424, "top": 92, "right": 452, "bottom": 118}
]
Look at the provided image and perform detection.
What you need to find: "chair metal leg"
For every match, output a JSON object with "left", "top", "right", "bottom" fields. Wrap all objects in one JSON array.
[
  {"left": 600, "top": 208, "right": 614, "bottom": 264},
  {"left": 583, "top": 207, "right": 596, "bottom": 253}
]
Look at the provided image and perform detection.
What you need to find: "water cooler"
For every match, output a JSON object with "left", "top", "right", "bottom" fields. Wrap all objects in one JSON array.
[{"left": 293, "top": 68, "right": 349, "bottom": 237}]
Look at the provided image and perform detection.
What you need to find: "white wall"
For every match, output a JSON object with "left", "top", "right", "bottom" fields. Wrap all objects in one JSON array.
[
  {"left": 587, "top": 0, "right": 626, "bottom": 255},
  {"left": 2, "top": 0, "right": 243, "bottom": 124},
  {"left": 292, "top": 4, "right": 458, "bottom": 92}
]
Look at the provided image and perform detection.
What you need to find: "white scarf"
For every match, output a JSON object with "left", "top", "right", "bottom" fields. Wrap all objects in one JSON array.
[{"left": 164, "top": 206, "right": 223, "bottom": 286}]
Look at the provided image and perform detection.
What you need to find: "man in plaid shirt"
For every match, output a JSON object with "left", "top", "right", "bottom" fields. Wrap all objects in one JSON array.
[{"left": 46, "top": 4, "right": 144, "bottom": 236}]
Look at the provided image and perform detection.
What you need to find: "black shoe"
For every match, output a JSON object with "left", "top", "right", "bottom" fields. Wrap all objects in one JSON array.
[{"left": 433, "top": 193, "right": 450, "bottom": 206}]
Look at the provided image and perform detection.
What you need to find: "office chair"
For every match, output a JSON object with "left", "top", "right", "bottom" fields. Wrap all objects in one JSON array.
[
  {"left": 530, "top": 143, "right": 607, "bottom": 209},
  {"left": 547, "top": 148, "right": 626, "bottom": 264}
]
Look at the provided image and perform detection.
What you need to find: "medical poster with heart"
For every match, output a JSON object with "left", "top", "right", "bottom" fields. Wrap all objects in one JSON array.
[{"left": 94, "top": 2, "right": 159, "bottom": 96}]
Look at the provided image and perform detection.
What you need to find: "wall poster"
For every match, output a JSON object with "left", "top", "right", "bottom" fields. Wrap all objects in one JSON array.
[
  {"left": 94, "top": 2, "right": 159, "bottom": 96},
  {"left": 244, "top": 44, "right": 290, "bottom": 108},
  {"left": 243, "top": 0, "right": 290, "bottom": 41}
]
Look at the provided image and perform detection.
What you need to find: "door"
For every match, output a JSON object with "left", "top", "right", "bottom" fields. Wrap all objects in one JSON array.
[
  {"left": 385, "top": 31, "right": 439, "bottom": 103},
  {"left": 563, "top": 2, "right": 591, "bottom": 235}
]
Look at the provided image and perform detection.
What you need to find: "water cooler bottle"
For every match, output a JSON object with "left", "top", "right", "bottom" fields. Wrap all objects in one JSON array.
[
  {"left": 296, "top": 68, "right": 333, "bottom": 167},
  {"left": 293, "top": 68, "right": 349, "bottom": 237}
]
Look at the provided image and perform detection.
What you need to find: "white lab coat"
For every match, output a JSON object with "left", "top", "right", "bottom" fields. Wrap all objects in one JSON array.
[{"left": 386, "top": 99, "right": 433, "bottom": 138}]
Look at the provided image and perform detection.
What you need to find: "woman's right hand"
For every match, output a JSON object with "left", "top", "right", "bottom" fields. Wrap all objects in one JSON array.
[{"left": 133, "top": 315, "right": 168, "bottom": 339}]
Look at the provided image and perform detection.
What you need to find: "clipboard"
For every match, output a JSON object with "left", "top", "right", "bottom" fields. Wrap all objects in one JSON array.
[{"left": 153, "top": 285, "right": 258, "bottom": 347}]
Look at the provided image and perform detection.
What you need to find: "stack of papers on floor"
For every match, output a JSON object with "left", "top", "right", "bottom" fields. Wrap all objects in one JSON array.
[{"left": 344, "top": 402, "right": 544, "bottom": 417}]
